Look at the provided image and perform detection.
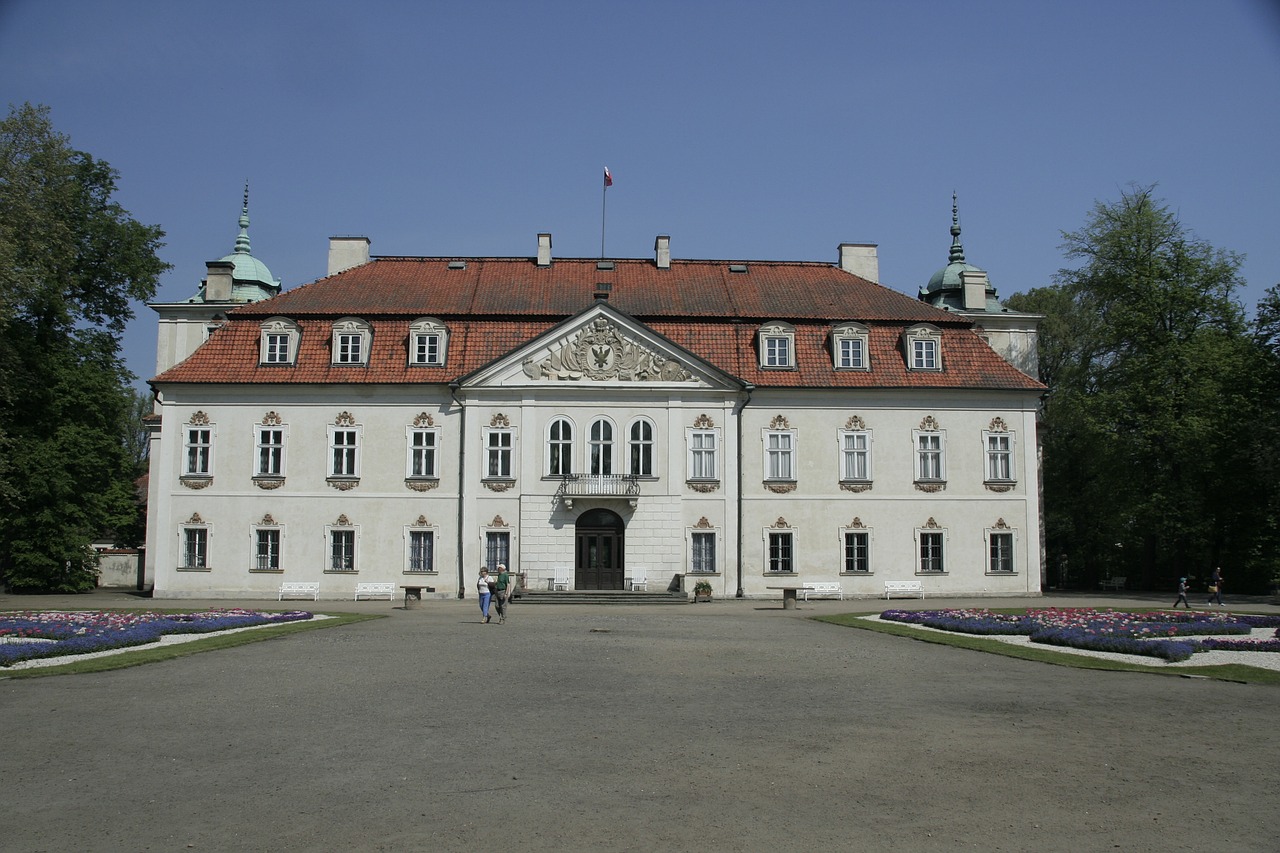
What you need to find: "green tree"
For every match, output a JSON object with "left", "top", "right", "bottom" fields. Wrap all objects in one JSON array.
[
  {"left": 1010, "top": 185, "right": 1265, "bottom": 591},
  {"left": 0, "top": 103, "right": 168, "bottom": 592}
]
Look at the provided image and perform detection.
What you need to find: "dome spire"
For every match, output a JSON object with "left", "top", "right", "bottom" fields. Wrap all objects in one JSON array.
[
  {"left": 233, "top": 181, "right": 252, "bottom": 256},
  {"left": 948, "top": 191, "right": 966, "bottom": 264}
]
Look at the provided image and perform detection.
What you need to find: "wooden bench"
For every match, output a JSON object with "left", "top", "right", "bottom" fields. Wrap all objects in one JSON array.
[
  {"left": 883, "top": 580, "right": 924, "bottom": 599},
  {"left": 1099, "top": 576, "right": 1127, "bottom": 591},
  {"left": 801, "top": 582, "right": 844, "bottom": 601},
  {"left": 278, "top": 582, "right": 320, "bottom": 601},
  {"left": 353, "top": 582, "right": 396, "bottom": 601}
]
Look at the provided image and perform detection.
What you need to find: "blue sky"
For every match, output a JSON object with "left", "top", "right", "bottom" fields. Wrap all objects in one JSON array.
[{"left": 3, "top": 0, "right": 1279, "bottom": 390}]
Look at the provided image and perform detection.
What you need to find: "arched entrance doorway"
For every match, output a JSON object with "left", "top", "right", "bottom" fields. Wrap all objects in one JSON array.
[{"left": 575, "top": 508, "right": 624, "bottom": 590}]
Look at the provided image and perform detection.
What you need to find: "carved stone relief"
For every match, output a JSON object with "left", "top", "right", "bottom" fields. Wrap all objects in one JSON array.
[{"left": 522, "top": 318, "right": 694, "bottom": 382}]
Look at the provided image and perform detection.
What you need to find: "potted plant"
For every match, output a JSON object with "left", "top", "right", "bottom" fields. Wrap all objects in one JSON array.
[{"left": 693, "top": 580, "right": 713, "bottom": 603}]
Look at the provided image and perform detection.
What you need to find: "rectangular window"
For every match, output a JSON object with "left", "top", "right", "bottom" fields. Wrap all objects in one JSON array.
[
  {"left": 486, "top": 429, "right": 513, "bottom": 479},
  {"left": 691, "top": 531, "right": 716, "bottom": 574},
  {"left": 331, "top": 429, "right": 359, "bottom": 477},
  {"left": 408, "top": 530, "right": 434, "bottom": 573},
  {"left": 766, "top": 431, "right": 794, "bottom": 480},
  {"left": 485, "top": 531, "right": 510, "bottom": 571},
  {"left": 182, "top": 528, "right": 208, "bottom": 569},
  {"left": 841, "top": 431, "right": 870, "bottom": 481},
  {"left": 765, "top": 337, "right": 790, "bottom": 367},
  {"left": 413, "top": 333, "right": 440, "bottom": 365},
  {"left": 912, "top": 338, "right": 938, "bottom": 369},
  {"left": 768, "top": 531, "right": 793, "bottom": 573},
  {"left": 257, "top": 427, "right": 284, "bottom": 477},
  {"left": 839, "top": 338, "right": 865, "bottom": 369},
  {"left": 264, "top": 334, "right": 290, "bottom": 364},
  {"left": 256, "top": 529, "right": 281, "bottom": 571},
  {"left": 844, "top": 531, "right": 869, "bottom": 573},
  {"left": 919, "top": 531, "right": 945, "bottom": 573},
  {"left": 989, "top": 532, "right": 1014, "bottom": 573},
  {"left": 330, "top": 529, "right": 356, "bottom": 571},
  {"left": 337, "top": 333, "right": 363, "bottom": 364},
  {"left": 987, "top": 434, "right": 1013, "bottom": 481},
  {"left": 690, "top": 430, "right": 718, "bottom": 480},
  {"left": 409, "top": 429, "right": 437, "bottom": 478},
  {"left": 185, "top": 428, "right": 212, "bottom": 476},
  {"left": 917, "top": 434, "right": 943, "bottom": 481}
]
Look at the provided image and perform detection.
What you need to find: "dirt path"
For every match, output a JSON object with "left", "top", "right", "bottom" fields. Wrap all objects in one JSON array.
[{"left": 2, "top": 595, "right": 1278, "bottom": 851}]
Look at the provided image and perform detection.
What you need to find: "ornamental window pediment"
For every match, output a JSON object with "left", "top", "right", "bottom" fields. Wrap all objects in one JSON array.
[
  {"left": 331, "top": 317, "right": 371, "bottom": 365},
  {"left": 408, "top": 317, "right": 448, "bottom": 366},
  {"left": 260, "top": 317, "right": 299, "bottom": 365}
]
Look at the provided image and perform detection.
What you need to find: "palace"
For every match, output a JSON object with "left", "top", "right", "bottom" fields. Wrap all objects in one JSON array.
[{"left": 144, "top": 199, "right": 1044, "bottom": 600}]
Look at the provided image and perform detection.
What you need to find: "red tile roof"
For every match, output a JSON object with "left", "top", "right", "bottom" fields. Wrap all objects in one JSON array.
[{"left": 153, "top": 256, "right": 1044, "bottom": 392}]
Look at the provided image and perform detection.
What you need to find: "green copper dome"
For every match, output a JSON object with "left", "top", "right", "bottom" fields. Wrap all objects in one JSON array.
[
  {"left": 191, "top": 185, "right": 281, "bottom": 303},
  {"left": 919, "top": 195, "right": 1001, "bottom": 312}
]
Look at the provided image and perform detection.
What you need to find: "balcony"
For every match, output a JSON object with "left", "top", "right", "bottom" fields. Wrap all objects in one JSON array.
[{"left": 555, "top": 474, "right": 641, "bottom": 508}]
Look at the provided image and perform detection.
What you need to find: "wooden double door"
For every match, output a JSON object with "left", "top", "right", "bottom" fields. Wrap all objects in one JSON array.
[{"left": 575, "top": 508, "right": 624, "bottom": 590}]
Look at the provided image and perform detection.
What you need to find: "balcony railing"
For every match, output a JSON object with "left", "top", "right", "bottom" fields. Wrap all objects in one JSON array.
[{"left": 555, "top": 474, "right": 640, "bottom": 507}]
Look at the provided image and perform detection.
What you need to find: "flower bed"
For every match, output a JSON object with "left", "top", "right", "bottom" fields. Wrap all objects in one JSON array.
[
  {"left": 880, "top": 608, "right": 1280, "bottom": 663},
  {"left": 0, "top": 609, "right": 313, "bottom": 667}
]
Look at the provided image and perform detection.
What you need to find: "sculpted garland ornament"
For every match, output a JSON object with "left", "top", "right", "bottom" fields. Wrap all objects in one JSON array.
[{"left": 523, "top": 319, "right": 694, "bottom": 382}]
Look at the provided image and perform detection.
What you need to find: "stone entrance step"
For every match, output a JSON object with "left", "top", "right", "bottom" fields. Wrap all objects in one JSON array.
[{"left": 517, "top": 589, "right": 689, "bottom": 605}]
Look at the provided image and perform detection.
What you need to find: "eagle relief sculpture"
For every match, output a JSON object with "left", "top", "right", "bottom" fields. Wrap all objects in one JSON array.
[{"left": 523, "top": 318, "right": 694, "bottom": 382}]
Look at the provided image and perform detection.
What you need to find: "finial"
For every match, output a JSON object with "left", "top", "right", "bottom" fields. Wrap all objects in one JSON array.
[
  {"left": 234, "top": 181, "right": 252, "bottom": 255},
  {"left": 948, "top": 191, "right": 966, "bottom": 264}
]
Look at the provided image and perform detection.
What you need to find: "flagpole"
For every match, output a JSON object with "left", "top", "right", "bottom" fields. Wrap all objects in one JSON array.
[{"left": 600, "top": 169, "right": 608, "bottom": 258}]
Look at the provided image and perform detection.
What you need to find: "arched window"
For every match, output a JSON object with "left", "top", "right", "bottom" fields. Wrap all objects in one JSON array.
[
  {"left": 549, "top": 418, "right": 573, "bottom": 477},
  {"left": 628, "top": 419, "right": 653, "bottom": 477},
  {"left": 590, "top": 419, "right": 614, "bottom": 476}
]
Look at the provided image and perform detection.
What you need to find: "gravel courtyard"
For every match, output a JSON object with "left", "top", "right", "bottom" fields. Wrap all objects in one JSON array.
[{"left": 2, "top": 592, "right": 1278, "bottom": 852}]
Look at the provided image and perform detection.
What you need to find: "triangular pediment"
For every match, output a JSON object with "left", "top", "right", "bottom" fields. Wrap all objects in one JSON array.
[{"left": 460, "top": 303, "right": 742, "bottom": 391}]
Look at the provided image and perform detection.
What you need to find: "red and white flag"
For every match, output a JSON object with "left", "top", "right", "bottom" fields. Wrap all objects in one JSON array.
[{"left": 603, "top": 166, "right": 613, "bottom": 187}]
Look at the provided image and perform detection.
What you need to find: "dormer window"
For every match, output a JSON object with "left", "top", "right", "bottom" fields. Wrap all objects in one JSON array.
[
  {"left": 904, "top": 324, "right": 942, "bottom": 371},
  {"left": 408, "top": 317, "right": 449, "bottom": 366},
  {"left": 332, "top": 317, "right": 371, "bottom": 365},
  {"left": 759, "top": 322, "right": 796, "bottom": 369},
  {"left": 259, "top": 317, "right": 299, "bottom": 365},
  {"left": 832, "top": 322, "right": 870, "bottom": 371}
]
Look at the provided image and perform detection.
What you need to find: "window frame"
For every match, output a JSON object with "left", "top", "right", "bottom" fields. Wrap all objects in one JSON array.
[
  {"left": 484, "top": 530, "right": 511, "bottom": 573},
  {"left": 327, "top": 526, "right": 358, "bottom": 572},
  {"left": 763, "top": 429, "right": 796, "bottom": 482},
  {"left": 259, "top": 317, "right": 299, "bottom": 365},
  {"left": 331, "top": 317, "right": 371, "bottom": 366},
  {"left": 838, "top": 428, "right": 872, "bottom": 483},
  {"left": 917, "top": 528, "right": 946, "bottom": 574},
  {"left": 406, "top": 526, "right": 437, "bottom": 574},
  {"left": 255, "top": 425, "right": 286, "bottom": 478},
  {"left": 758, "top": 322, "right": 796, "bottom": 369},
  {"left": 329, "top": 425, "right": 361, "bottom": 479},
  {"left": 766, "top": 530, "right": 795, "bottom": 574},
  {"left": 913, "top": 429, "right": 946, "bottom": 484},
  {"left": 987, "top": 527, "right": 1017, "bottom": 574},
  {"left": 184, "top": 425, "right": 214, "bottom": 477},
  {"left": 408, "top": 317, "right": 449, "bottom": 367},
  {"left": 904, "top": 324, "right": 943, "bottom": 371},
  {"left": 547, "top": 417, "right": 574, "bottom": 478},
  {"left": 484, "top": 427, "right": 515, "bottom": 481},
  {"left": 690, "top": 529, "right": 717, "bottom": 575},
  {"left": 589, "top": 417, "right": 615, "bottom": 477},
  {"left": 628, "top": 418, "right": 655, "bottom": 478},
  {"left": 407, "top": 426, "right": 440, "bottom": 480},
  {"left": 843, "top": 528, "right": 871, "bottom": 574},
  {"left": 984, "top": 430, "right": 1016, "bottom": 484},
  {"left": 832, "top": 322, "right": 870, "bottom": 371},
  {"left": 180, "top": 525, "right": 210, "bottom": 570},
  {"left": 687, "top": 428, "right": 720, "bottom": 483},
  {"left": 253, "top": 525, "right": 282, "bottom": 572}
]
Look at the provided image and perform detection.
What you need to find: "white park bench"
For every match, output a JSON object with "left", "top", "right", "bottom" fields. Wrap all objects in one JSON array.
[
  {"left": 883, "top": 580, "right": 924, "bottom": 599},
  {"left": 801, "top": 582, "right": 844, "bottom": 601},
  {"left": 354, "top": 582, "right": 397, "bottom": 601},
  {"left": 278, "top": 582, "right": 320, "bottom": 601},
  {"left": 1098, "top": 576, "right": 1127, "bottom": 591}
]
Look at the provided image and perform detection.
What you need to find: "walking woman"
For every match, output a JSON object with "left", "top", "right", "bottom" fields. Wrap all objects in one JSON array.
[
  {"left": 1206, "top": 566, "right": 1224, "bottom": 607},
  {"left": 477, "top": 567, "right": 493, "bottom": 623}
]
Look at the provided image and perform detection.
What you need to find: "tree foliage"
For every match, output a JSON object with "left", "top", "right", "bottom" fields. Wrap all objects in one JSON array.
[
  {"left": 1009, "top": 185, "right": 1275, "bottom": 592},
  {"left": 0, "top": 103, "right": 168, "bottom": 592}
]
